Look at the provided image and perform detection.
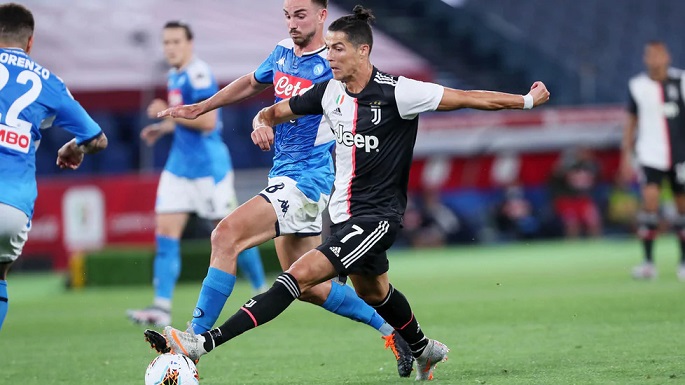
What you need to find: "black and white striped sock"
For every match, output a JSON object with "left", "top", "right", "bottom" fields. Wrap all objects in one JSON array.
[{"left": 209, "top": 273, "right": 301, "bottom": 348}]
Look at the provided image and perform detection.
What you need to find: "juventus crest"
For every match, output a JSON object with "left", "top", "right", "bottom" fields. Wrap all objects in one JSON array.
[{"left": 371, "top": 105, "right": 381, "bottom": 125}]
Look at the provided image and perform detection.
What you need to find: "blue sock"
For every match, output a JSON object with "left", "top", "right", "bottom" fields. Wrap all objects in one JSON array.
[
  {"left": 191, "top": 267, "right": 236, "bottom": 334},
  {"left": 153, "top": 235, "right": 181, "bottom": 303},
  {"left": 0, "top": 280, "right": 7, "bottom": 331},
  {"left": 322, "top": 281, "right": 386, "bottom": 332},
  {"left": 236, "top": 247, "right": 266, "bottom": 291}
]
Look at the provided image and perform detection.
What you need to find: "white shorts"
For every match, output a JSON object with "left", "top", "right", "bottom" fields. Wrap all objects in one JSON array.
[
  {"left": 0, "top": 203, "right": 30, "bottom": 263},
  {"left": 155, "top": 171, "right": 238, "bottom": 221},
  {"left": 259, "top": 176, "right": 329, "bottom": 236}
]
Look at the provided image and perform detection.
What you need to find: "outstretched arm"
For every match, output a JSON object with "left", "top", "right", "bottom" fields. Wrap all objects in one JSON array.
[
  {"left": 251, "top": 99, "right": 300, "bottom": 151},
  {"left": 157, "top": 73, "right": 271, "bottom": 120},
  {"left": 438, "top": 81, "right": 550, "bottom": 111}
]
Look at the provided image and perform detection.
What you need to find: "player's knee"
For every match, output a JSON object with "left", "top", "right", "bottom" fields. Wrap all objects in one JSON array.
[
  {"left": 286, "top": 263, "right": 317, "bottom": 294},
  {"left": 356, "top": 290, "right": 385, "bottom": 305},
  {"left": 210, "top": 219, "right": 242, "bottom": 257},
  {"left": 297, "top": 284, "right": 327, "bottom": 305}
]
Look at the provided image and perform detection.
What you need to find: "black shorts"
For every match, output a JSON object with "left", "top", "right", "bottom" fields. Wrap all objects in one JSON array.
[
  {"left": 640, "top": 165, "right": 685, "bottom": 194},
  {"left": 317, "top": 219, "right": 400, "bottom": 276}
]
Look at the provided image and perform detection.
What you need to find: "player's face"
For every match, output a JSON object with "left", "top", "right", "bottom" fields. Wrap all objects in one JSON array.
[
  {"left": 283, "top": 0, "right": 325, "bottom": 47},
  {"left": 163, "top": 28, "right": 193, "bottom": 68},
  {"left": 643, "top": 44, "right": 670, "bottom": 74},
  {"left": 325, "top": 31, "right": 368, "bottom": 82}
]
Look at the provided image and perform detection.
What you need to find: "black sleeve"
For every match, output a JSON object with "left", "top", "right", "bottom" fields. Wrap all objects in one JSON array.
[
  {"left": 627, "top": 89, "right": 637, "bottom": 115},
  {"left": 289, "top": 80, "right": 329, "bottom": 116}
]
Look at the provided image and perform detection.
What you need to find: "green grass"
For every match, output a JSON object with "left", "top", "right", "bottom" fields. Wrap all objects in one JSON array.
[{"left": 2, "top": 237, "right": 684, "bottom": 384}]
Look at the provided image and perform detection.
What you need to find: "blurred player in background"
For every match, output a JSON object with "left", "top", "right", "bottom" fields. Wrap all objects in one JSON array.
[
  {"left": 147, "top": 6, "right": 549, "bottom": 381},
  {"left": 126, "top": 21, "right": 267, "bottom": 327},
  {"left": 153, "top": 0, "right": 415, "bottom": 377},
  {"left": 621, "top": 41, "right": 685, "bottom": 281},
  {"left": 0, "top": 3, "right": 108, "bottom": 331}
]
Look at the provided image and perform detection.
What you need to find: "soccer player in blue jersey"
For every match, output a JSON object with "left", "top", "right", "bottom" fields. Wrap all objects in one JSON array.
[
  {"left": 151, "top": 0, "right": 414, "bottom": 377},
  {"left": 0, "top": 3, "right": 108, "bottom": 332},
  {"left": 127, "top": 21, "right": 267, "bottom": 328}
]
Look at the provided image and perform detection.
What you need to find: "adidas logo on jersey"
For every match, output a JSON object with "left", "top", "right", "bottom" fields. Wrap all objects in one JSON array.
[
  {"left": 329, "top": 246, "right": 341, "bottom": 257},
  {"left": 330, "top": 107, "right": 342, "bottom": 116}
]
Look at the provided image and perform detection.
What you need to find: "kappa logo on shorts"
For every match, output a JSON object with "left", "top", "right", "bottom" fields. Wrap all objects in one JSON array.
[
  {"left": 329, "top": 246, "right": 341, "bottom": 257},
  {"left": 278, "top": 199, "right": 289, "bottom": 215}
]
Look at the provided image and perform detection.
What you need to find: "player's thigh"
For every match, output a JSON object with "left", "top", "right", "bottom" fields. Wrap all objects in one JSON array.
[
  {"left": 274, "top": 234, "right": 322, "bottom": 271},
  {"left": 666, "top": 167, "right": 685, "bottom": 213},
  {"left": 213, "top": 195, "right": 279, "bottom": 249},
  {"left": 0, "top": 203, "right": 30, "bottom": 278},
  {"left": 155, "top": 213, "right": 190, "bottom": 239},
  {"left": 639, "top": 166, "right": 664, "bottom": 212},
  {"left": 349, "top": 273, "right": 390, "bottom": 304}
]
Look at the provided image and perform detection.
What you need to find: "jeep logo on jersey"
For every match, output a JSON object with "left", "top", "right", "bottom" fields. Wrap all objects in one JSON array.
[
  {"left": 335, "top": 124, "right": 379, "bottom": 152},
  {"left": 274, "top": 71, "right": 313, "bottom": 99}
]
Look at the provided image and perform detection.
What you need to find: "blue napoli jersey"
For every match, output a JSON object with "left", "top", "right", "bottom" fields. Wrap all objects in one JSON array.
[
  {"left": 165, "top": 57, "right": 231, "bottom": 181},
  {"left": 254, "top": 39, "right": 335, "bottom": 201},
  {"left": 0, "top": 48, "right": 102, "bottom": 218}
]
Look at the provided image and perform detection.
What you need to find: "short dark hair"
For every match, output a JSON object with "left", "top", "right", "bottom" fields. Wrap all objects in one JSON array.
[
  {"left": 164, "top": 20, "right": 193, "bottom": 41},
  {"left": 311, "top": 0, "right": 328, "bottom": 8},
  {"left": 0, "top": 3, "right": 34, "bottom": 45},
  {"left": 328, "top": 5, "right": 374, "bottom": 51},
  {"left": 646, "top": 40, "right": 667, "bottom": 49}
]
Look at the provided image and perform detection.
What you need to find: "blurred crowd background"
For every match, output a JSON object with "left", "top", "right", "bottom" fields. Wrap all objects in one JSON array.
[{"left": 16, "top": 0, "right": 684, "bottom": 271}]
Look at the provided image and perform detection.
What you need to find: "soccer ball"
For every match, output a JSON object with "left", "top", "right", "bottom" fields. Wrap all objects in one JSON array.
[{"left": 145, "top": 353, "right": 199, "bottom": 385}]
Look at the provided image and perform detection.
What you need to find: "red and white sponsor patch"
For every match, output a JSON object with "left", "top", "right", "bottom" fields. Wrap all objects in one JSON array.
[
  {"left": 0, "top": 123, "right": 31, "bottom": 153},
  {"left": 273, "top": 71, "right": 313, "bottom": 99}
]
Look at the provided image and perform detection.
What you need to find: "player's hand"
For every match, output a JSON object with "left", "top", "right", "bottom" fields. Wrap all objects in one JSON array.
[
  {"left": 140, "top": 123, "right": 165, "bottom": 146},
  {"left": 619, "top": 155, "right": 635, "bottom": 185},
  {"left": 157, "top": 103, "right": 204, "bottom": 120},
  {"left": 56, "top": 139, "right": 84, "bottom": 170},
  {"left": 147, "top": 99, "right": 169, "bottom": 119},
  {"left": 529, "top": 81, "right": 550, "bottom": 107},
  {"left": 251, "top": 125, "right": 274, "bottom": 151}
]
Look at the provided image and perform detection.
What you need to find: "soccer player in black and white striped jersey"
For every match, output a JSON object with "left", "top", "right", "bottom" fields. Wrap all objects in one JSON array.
[
  {"left": 621, "top": 41, "right": 685, "bottom": 281},
  {"left": 147, "top": 6, "right": 549, "bottom": 381}
]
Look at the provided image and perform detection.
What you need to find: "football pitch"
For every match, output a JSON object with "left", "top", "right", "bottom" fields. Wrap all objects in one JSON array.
[{"left": 1, "top": 238, "right": 684, "bottom": 385}]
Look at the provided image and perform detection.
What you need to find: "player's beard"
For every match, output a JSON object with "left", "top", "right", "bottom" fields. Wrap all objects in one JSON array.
[{"left": 291, "top": 29, "right": 315, "bottom": 48}]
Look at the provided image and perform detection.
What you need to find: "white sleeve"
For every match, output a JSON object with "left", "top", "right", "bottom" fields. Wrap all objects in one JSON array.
[{"left": 395, "top": 76, "right": 444, "bottom": 119}]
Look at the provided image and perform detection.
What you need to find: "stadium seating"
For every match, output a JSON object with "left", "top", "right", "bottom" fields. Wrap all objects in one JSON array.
[{"left": 332, "top": 0, "right": 685, "bottom": 104}]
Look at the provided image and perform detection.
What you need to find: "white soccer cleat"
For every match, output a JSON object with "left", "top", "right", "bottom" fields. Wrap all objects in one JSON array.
[
  {"left": 631, "top": 263, "right": 657, "bottom": 280},
  {"left": 677, "top": 265, "right": 685, "bottom": 282},
  {"left": 414, "top": 339, "right": 449, "bottom": 381},
  {"left": 127, "top": 306, "right": 171, "bottom": 327},
  {"left": 163, "top": 326, "right": 209, "bottom": 363}
]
